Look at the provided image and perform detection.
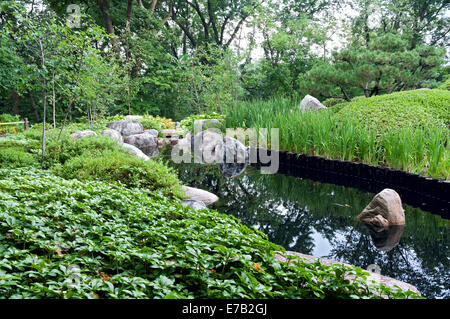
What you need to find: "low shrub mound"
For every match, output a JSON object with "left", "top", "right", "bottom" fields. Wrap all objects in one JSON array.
[
  {"left": 439, "top": 78, "right": 450, "bottom": 90},
  {"left": 0, "top": 168, "right": 420, "bottom": 299},
  {"left": 334, "top": 89, "right": 450, "bottom": 133},
  {"left": 55, "top": 149, "right": 184, "bottom": 198}
]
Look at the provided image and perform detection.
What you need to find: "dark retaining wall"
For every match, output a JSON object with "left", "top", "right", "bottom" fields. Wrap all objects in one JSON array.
[{"left": 250, "top": 148, "right": 450, "bottom": 219}]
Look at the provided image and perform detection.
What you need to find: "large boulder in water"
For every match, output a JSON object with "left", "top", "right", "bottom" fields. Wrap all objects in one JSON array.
[
  {"left": 101, "top": 129, "right": 123, "bottom": 144},
  {"left": 107, "top": 120, "right": 144, "bottom": 137},
  {"left": 122, "top": 143, "right": 149, "bottom": 161},
  {"left": 220, "top": 136, "right": 248, "bottom": 178},
  {"left": 192, "top": 129, "right": 224, "bottom": 163},
  {"left": 123, "top": 132, "right": 158, "bottom": 157},
  {"left": 70, "top": 130, "right": 97, "bottom": 139},
  {"left": 358, "top": 189, "right": 405, "bottom": 227},
  {"left": 299, "top": 94, "right": 327, "bottom": 111}
]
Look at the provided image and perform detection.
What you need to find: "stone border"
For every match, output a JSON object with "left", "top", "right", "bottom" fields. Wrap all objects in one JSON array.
[
  {"left": 274, "top": 251, "right": 420, "bottom": 297},
  {"left": 250, "top": 148, "right": 450, "bottom": 219}
]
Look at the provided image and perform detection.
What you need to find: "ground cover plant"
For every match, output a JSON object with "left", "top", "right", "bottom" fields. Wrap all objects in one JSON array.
[
  {"left": 0, "top": 168, "right": 421, "bottom": 299},
  {"left": 225, "top": 90, "right": 450, "bottom": 179}
]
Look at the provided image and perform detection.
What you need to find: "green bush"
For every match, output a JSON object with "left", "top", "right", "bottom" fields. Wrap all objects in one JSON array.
[
  {"left": 55, "top": 150, "right": 184, "bottom": 198},
  {"left": 0, "top": 168, "right": 421, "bottom": 299},
  {"left": 335, "top": 89, "right": 450, "bottom": 133},
  {"left": 0, "top": 147, "right": 37, "bottom": 168},
  {"left": 322, "top": 97, "right": 346, "bottom": 108},
  {"left": 438, "top": 78, "right": 450, "bottom": 90},
  {"left": 42, "top": 135, "right": 127, "bottom": 169},
  {"left": 177, "top": 112, "right": 225, "bottom": 135},
  {"left": 138, "top": 117, "right": 165, "bottom": 135}
]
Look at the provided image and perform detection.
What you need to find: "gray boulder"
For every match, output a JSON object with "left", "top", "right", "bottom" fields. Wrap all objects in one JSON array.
[
  {"left": 70, "top": 130, "right": 97, "bottom": 139},
  {"left": 299, "top": 94, "right": 327, "bottom": 111},
  {"left": 192, "top": 129, "right": 224, "bottom": 163},
  {"left": 220, "top": 136, "right": 248, "bottom": 178},
  {"left": 145, "top": 129, "right": 159, "bottom": 138},
  {"left": 181, "top": 199, "right": 207, "bottom": 211},
  {"left": 107, "top": 120, "right": 144, "bottom": 137},
  {"left": 182, "top": 185, "right": 219, "bottom": 206},
  {"left": 358, "top": 189, "right": 405, "bottom": 227},
  {"left": 101, "top": 129, "right": 123, "bottom": 144},
  {"left": 123, "top": 132, "right": 158, "bottom": 157},
  {"left": 122, "top": 143, "right": 149, "bottom": 161}
]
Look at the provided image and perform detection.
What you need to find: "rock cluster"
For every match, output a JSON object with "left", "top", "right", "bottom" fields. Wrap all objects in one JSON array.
[
  {"left": 70, "top": 120, "right": 160, "bottom": 160},
  {"left": 174, "top": 128, "right": 248, "bottom": 178}
]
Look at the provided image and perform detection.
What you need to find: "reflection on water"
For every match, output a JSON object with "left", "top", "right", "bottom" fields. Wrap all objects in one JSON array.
[
  {"left": 168, "top": 160, "right": 450, "bottom": 299},
  {"left": 363, "top": 224, "right": 405, "bottom": 252}
]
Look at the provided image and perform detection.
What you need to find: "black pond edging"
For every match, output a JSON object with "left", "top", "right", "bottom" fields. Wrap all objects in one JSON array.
[{"left": 249, "top": 148, "right": 450, "bottom": 219}]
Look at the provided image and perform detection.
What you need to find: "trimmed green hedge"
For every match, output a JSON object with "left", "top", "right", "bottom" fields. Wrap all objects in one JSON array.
[{"left": 334, "top": 89, "right": 450, "bottom": 133}]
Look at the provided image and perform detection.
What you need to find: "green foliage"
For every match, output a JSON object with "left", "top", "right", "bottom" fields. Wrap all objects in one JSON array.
[
  {"left": 0, "top": 168, "right": 421, "bottom": 299},
  {"left": 135, "top": 115, "right": 168, "bottom": 135},
  {"left": 0, "top": 147, "right": 37, "bottom": 168},
  {"left": 439, "top": 78, "right": 450, "bottom": 90},
  {"left": 42, "top": 135, "right": 125, "bottom": 169},
  {"left": 176, "top": 112, "right": 225, "bottom": 136},
  {"left": 303, "top": 33, "right": 446, "bottom": 100},
  {"left": 334, "top": 89, "right": 450, "bottom": 133},
  {"left": 55, "top": 150, "right": 184, "bottom": 199},
  {"left": 322, "top": 98, "right": 346, "bottom": 108},
  {"left": 0, "top": 114, "right": 23, "bottom": 135}
]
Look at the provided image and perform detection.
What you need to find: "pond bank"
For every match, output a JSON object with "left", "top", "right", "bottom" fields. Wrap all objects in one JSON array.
[{"left": 250, "top": 148, "right": 450, "bottom": 218}]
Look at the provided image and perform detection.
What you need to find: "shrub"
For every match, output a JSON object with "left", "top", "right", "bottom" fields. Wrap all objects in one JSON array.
[
  {"left": 334, "top": 89, "right": 450, "bottom": 133},
  {"left": 438, "top": 78, "right": 450, "bottom": 90},
  {"left": 55, "top": 150, "right": 184, "bottom": 199},
  {"left": 322, "top": 97, "right": 346, "bottom": 108},
  {"left": 138, "top": 117, "right": 165, "bottom": 134},
  {"left": 177, "top": 112, "right": 225, "bottom": 136},
  {"left": 0, "top": 147, "right": 37, "bottom": 168},
  {"left": 42, "top": 135, "right": 127, "bottom": 169}
]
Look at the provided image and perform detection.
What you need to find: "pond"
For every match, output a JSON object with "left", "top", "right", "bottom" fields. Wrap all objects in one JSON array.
[{"left": 163, "top": 154, "right": 449, "bottom": 299}]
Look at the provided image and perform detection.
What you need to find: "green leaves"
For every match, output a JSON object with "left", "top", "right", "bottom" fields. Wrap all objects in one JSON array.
[{"left": 0, "top": 167, "right": 420, "bottom": 299}]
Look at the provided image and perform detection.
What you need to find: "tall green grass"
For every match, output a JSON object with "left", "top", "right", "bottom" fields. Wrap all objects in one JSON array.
[{"left": 225, "top": 98, "right": 450, "bottom": 179}]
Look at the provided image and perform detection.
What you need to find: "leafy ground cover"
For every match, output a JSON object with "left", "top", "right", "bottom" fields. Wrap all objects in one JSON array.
[
  {"left": 0, "top": 168, "right": 420, "bottom": 299},
  {"left": 225, "top": 90, "right": 450, "bottom": 179}
]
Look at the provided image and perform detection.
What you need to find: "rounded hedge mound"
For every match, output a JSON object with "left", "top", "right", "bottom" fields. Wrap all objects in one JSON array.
[{"left": 334, "top": 89, "right": 450, "bottom": 133}]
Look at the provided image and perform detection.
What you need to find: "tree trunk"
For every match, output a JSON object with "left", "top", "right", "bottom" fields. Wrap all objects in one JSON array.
[
  {"left": 52, "top": 72, "right": 56, "bottom": 128},
  {"left": 97, "top": 0, "right": 120, "bottom": 56},
  {"left": 29, "top": 92, "right": 40, "bottom": 122},
  {"left": 38, "top": 37, "right": 47, "bottom": 165},
  {"left": 10, "top": 90, "right": 21, "bottom": 115}
]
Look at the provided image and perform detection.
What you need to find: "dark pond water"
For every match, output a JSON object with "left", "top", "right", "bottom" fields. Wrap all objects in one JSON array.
[{"left": 164, "top": 156, "right": 450, "bottom": 299}]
